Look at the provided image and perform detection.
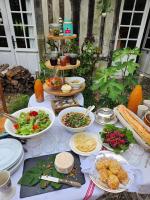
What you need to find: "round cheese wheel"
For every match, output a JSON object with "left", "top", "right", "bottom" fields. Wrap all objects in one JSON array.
[{"left": 54, "top": 152, "right": 74, "bottom": 174}]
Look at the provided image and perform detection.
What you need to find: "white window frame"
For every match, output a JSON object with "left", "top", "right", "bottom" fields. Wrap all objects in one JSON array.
[
  {"left": 142, "top": 18, "right": 150, "bottom": 51},
  {"left": 114, "top": 0, "right": 150, "bottom": 49}
]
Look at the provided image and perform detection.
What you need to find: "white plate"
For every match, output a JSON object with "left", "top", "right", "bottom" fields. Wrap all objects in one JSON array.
[
  {"left": 69, "top": 132, "right": 102, "bottom": 156},
  {"left": 9, "top": 151, "right": 24, "bottom": 175},
  {"left": 0, "top": 139, "right": 23, "bottom": 170},
  {"left": 90, "top": 151, "right": 133, "bottom": 193},
  {"left": 114, "top": 107, "right": 150, "bottom": 151}
]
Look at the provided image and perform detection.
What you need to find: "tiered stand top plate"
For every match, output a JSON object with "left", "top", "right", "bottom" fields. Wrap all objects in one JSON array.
[
  {"left": 45, "top": 60, "right": 80, "bottom": 70},
  {"left": 43, "top": 83, "right": 85, "bottom": 97},
  {"left": 47, "top": 34, "right": 77, "bottom": 40}
]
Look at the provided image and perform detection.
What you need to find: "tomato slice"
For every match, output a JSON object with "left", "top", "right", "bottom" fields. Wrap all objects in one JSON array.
[{"left": 14, "top": 123, "right": 19, "bottom": 129}]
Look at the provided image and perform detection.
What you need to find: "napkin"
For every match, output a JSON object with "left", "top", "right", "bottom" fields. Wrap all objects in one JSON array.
[{"left": 81, "top": 154, "right": 143, "bottom": 192}]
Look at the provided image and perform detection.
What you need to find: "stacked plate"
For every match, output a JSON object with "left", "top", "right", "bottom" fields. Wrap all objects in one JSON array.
[{"left": 0, "top": 138, "right": 24, "bottom": 175}]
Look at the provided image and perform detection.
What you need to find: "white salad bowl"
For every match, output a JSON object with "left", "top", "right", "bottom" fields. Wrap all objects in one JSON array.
[
  {"left": 65, "top": 77, "right": 85, "bottom": 89},
  {"left": 58, "top": 107, "right": 95, "bottom": 133},
  {"left": 4, "top": 107, "right": 55, "bottom": 139}
]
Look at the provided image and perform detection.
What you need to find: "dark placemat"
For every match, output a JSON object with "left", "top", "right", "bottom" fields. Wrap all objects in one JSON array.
[{"left": 20, "top": 151, "right": 85, "bottom": 198}]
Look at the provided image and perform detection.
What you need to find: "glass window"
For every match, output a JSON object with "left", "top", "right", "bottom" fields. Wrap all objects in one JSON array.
[
  {"left": 0, "top": 37, "right": 8, "bottom": 47},
  {"left": 129, "top": 28, "right": 139, "bottom": 38},
  {"left": 132, "top": 13, "right": 143, "bottom": 25},
  {"left": 16, "top": 38, "right": 26, "bottom": 48},
  {"left": 0, "top": 26, "right": 6, "bottom": 36},
  {"left": 121, "top": 13, "right": 132, "bottom": 25},
  {"left": 119, "top": 27, "right": 129, "bottom": 38},
  {"left": 117, "top": 40, "right": 126, "bottom": 48},
  {"left": 123, "top": 0, "right": 135, "bottom": 10},
  {"left": 135, "top": 0, "right": 146, "bottom": 11},
  {"left": 145, "top": 39, "right": 150, "bottom": 49},
  {"left": 12, "top": 13, "right": 22, "bottom": 25},
  {"left": 14, "top": 26, "right": 24, "bottom": 37},
  {"left": 9, "top": 0, "right": 20, "bottom": 11},
  {"left": 127, "top": 40, "right": 136, "bottom": 48}
]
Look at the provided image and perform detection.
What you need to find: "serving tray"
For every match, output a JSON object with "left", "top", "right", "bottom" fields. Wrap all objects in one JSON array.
[
  {"left": 20, "top": 151, "right": 85, "bottom": 198},
  {"left": 114, "top": 107, "right": 150, "bottom": 151}
]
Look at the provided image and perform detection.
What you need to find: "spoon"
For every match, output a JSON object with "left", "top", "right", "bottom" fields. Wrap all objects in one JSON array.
[
  {"left": 1, "top": 112, "right": 18, "bottom": 123},
  {"left": 83, "top": 105, "right": 95, "bottom": 118}
]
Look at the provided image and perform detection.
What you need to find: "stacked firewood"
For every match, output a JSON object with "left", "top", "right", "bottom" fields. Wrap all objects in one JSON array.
[{"left": 0, "top": 65, "right": 34, "bottom": 93}]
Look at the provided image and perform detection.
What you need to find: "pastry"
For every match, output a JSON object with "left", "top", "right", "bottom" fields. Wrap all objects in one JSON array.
[
  {"left": 61, "top": 84, "right": 72, "bottom": 93},
  {"left": 107, "top": 174, "right": 120, "bottom": 189}
]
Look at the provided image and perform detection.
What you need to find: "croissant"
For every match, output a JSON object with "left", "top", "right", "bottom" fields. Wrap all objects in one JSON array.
[{"left": 118, "top": 105, "right": 150, "bottom": 145}]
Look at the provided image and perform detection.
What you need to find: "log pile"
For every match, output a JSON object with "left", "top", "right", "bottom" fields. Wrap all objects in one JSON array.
[{"left": 0, "top": 65, "right": 34, "bottom": 93}]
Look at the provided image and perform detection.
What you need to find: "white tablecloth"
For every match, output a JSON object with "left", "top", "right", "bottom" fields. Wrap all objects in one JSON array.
[{"left": 11, "top": 94, "right": 150, "bottom": 200}]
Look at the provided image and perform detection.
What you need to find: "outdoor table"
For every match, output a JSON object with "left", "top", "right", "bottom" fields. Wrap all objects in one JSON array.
[{"left": 11, "top": 94, "right": 150, "bottom": 200}]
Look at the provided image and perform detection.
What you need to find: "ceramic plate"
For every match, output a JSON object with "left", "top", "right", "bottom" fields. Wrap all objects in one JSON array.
[
  {"left": 0, "top": 132, "right": 9, "bottom": 138},
  {"left": 9, "top": 151, "right": 24, "bottom": 175},
  {"left": 69, "top": 132, "right": 102, "bottom": 156},
  {"left": 90, "top": 150, "right": 134, "bottom": 193},
  {"left": 0, "top": 138, "right": 23, "bottom": 170}
]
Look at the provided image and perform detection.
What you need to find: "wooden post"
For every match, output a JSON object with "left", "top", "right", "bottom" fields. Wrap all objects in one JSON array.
[{"left": 0, "top": 79, "right": 8, "bottom": 113}]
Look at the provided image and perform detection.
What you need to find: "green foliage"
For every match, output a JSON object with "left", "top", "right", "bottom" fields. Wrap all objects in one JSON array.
[
  {"left": 97, "top": 0, "right": 112, "bottom": 14},
  {"left": 8, "top": 94, "right": 30, "bottom": 114},
  {"left": 38, "top": 60, "right": 53, "bottom": 82},
  {"left": 63, "top": 38, "right": 79, "bottom": 54},
  {"left": 92, "top": 47, "right": 140, "bottom": 107},
  {"left": 75, "top": 37, "right": 100, "bottom": 107}
]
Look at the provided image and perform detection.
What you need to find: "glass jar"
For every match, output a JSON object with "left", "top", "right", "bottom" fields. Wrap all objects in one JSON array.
[
  {"left": 50, "top": 52, "right": 58, "bottom": 66},
  {"left": 49, "top": 23, "right": 60, "bottom": 36},
  {"left": 69, "top": 53, "right": 77, "bottom": 65},
  {"left": 60, "top": 56, "right": 67, "bottom": 66},
  {"left": 64, "top": 53, "right": 70, "bottom": 64}
]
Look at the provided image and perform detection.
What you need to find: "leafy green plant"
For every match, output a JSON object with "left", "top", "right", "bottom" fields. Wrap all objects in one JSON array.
[
  {"left": 7, "top": 94, "right": 30, "bottom": 114},
  {"left": 63, "top": 38, "right": 79, "bottom": 54},
  {"left": 38, "top": 60, "right": 53, "bottom": 82},
  {"left": 97, "top": 0, "right": 112, "bottom": 14},
  {"left": 92, "top": 47, "right": 140, "bottom": 107},
  {"left": 75, "top": 36, "right": 100, "bottom": 107}
]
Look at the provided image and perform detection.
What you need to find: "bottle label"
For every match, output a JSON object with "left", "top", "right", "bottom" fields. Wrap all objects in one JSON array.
[{"left": 65, "top": 29, "right": 71, "bottom": 34}]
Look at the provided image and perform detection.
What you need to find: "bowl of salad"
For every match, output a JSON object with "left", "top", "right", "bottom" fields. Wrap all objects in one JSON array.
[
  {"left": 4, "top": 107, "right": 55, "bottom": 139},
  {"left": 58, "top": 107, "right": 95, "bottom": 133}
]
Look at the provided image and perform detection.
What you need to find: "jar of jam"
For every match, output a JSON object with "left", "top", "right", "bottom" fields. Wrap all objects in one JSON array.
[
  {"left": 60, "top": 56, "right": 67, "bottom": 66},
  {"left": 70, "top": 53, "right": 77, "bottom": 65}
]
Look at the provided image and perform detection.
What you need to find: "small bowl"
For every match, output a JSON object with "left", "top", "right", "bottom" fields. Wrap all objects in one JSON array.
[
  {"left": 65, "top": 77, "right": 85, "bottom": 89},
  {"left": 144, "top": 112, "right": 150, "bottom": 127},
  {"left": 58, "top": 107, "right": 95, "bottom": 133},
  {"left": 95, "top": 108, "right": 116, "bottom": 125}
]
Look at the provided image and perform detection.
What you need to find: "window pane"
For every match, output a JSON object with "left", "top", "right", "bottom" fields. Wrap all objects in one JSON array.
[
  {"left": 14, "top": 26, "right": 24, "bottom": 37},
  {"left": 21, "top": 0, "right": 31, "bottom": 11},
  {"left": 135, "top": 0, "right": 146, "bottom": 11},
  {"left": 16, "top": 38, "right": 26, "bottom": 48},
  {"left": 127, "top": 40, "right": 136, "bottom": 48},
  {"left": 0, "top": 26, "right": 6, "bottom": 36},
  {"left": 145, "top": 39, "right": 150, "bottom": 49},
  {"left": 132, "top": 13, "right": 143, "bottom": 25},
  {"left": 25, "top": 26, "right": 34, "bottom": 37},
  {"left": 9, "top": 0, "right": 20, "bottom": 11},
  {"left": 119, "top": 27, "right": 129, "bottom": 38},
  {"left": 117, "top": 40, "right": 126, "bottom": 48},
  {"left": 0, "top": 37, "right": 8, "bottom": 47},
  {"left": 129, "top": 28, "right": 139, "bottom": 38},
  {"left": 23, "top": 13, "right": 33, "bottom": 25},
  {"left": 123, "top": 0, "right": 135, "bottom": 10},
  {"left": 121, "top": 13, "right": 132, "bottom": 25},
  {"left": 148, "top": 31, "right": 150, "bottom": 38},
  {"left": 12, "top": 13, "right": 22, "bottom": 25}
]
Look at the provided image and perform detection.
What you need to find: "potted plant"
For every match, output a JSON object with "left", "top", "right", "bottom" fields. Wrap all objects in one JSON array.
[
  {"left": 97, "top": 0, "right": 112, "bottom": 16},
  {"left": 92, "top": 47, "right": 140, "bottom": 108}
]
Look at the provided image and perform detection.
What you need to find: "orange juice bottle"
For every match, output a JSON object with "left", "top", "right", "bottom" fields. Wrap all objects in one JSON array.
[
  {"left": 34, "top": 79, "right": 44, "bottom": 102},
  {"left": 127, "top": 85, "right": 143, "bottom": 113}
]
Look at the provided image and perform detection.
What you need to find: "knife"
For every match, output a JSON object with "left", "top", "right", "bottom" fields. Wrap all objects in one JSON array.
[{"left": 41, "top": 175, "right": 81, "bottom": 187}]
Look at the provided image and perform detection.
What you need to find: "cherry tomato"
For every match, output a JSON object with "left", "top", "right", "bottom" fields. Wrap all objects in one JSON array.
[
  {"left": 30, "top": 111, "right": 38, "bottom": 116},
  {"left": 33, "top": 124, "right": 39, "bottom": 130},
  {"left": 14, "top": 124, "right": 19, "bottom": 129}
]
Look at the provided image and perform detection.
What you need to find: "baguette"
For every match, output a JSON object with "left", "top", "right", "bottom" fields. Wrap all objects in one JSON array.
[{"left": 118, "top": 105, "right": 150, "bottom": 145}]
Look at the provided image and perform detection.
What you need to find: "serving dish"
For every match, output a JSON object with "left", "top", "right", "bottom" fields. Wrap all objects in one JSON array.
[
  {"left": 58, "top": 107, "right": 95, "bottom": 133},
  {"left": 95, "top": 108, "right": 117, "bottom": 125},
  {"left": 144, "top": 111, "right": 150, "bottom": 127},
  {"left": 90, "top": 151, "right": 133, "bottom": 193},
  {"left": 114, "top": 106, "right": 150, "bottom": 151},
  {"left": 65, "top": 77, "right": 85, "bottom": 89},
  {"left": 5, "top": 107, "right": 55, "bottom": 139},
  {"left": 69, "top": 132, "right": 102, "bottom": 156}
]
